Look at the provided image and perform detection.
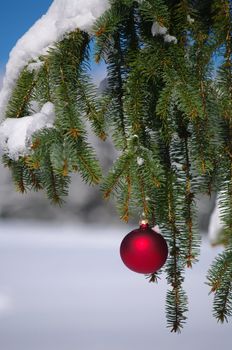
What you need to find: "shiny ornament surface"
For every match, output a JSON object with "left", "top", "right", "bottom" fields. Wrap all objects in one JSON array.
[{"left": 120, "top": 223, "right": 168, "bottom": 274}]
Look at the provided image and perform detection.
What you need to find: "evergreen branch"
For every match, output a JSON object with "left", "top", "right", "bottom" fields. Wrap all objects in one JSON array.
[
  {"left": 93, "top": 1, "right": 127, "bottom": 62},
  {"left": 183, "top": 136, "right": 196, "bottom": 268},
  {"left": 164, "top": 146, "right": 188, "bottom": 333},
  {"left": 33, "top": 58, "right": 52, "bottom": 106},
  {"left": 207, "top": 249, "right": 232, "bottom": 322},
  {"left": 6, "top": 69, "right": 37, "bottom": 118},
  {"left": 207, "top": 251, "right": 232, "bottom": 293},
  {"left": 136, "top": 169, "right": 150, "bottom": 218},
  {"left": 146, "top": 271, "right": 161, "bottom": 283},
  {"left": 166, "top": 287, "right": 188, "bottom": 333},
  {"left": 76, "top": 71, "right": 107, "bottom": 140},
  {"left": 40, "top": 155, "right": 69, "bottom": 205},
  {"left": 13, "top": 162, "right": 27, "bottom": 193},
  {"left": 76, "top": 152, "right": 101, "bottom": 185},
  {"left": 119, "top": 174, "right": 132, "bottom": 222},
  {"left": 139, "top": 0, "right": 170, "bottom": 27},
  {"left": 214, "top": 281, "right": 232, "bottom": 323},
  {"left": 111, "top": 31, "right": 127, "bottom": 145},
  {"left": 101, "top": 152, "right": 132, "bottom": 199}
]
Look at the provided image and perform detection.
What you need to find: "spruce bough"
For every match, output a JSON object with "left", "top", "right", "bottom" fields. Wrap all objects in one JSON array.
[{"left": 1, "top": 0, "right": 232, "bottom": 332}]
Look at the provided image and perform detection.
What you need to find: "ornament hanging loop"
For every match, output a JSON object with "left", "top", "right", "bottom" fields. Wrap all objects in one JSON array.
[
  {"left": 139, "top": 210, "right": 149, "bottom": 229},
  {"left": 139, "top": 219, "right": 149, "bottom": 229}
]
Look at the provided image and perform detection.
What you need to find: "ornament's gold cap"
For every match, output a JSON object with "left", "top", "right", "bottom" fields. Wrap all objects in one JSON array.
[{"left": 139, "top": 219, "right": 149, "bottom": 228}]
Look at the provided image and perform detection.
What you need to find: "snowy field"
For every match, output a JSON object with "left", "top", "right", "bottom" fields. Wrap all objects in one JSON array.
[{"left": 0, "top": 220, "right": 231, "bottom": 350}]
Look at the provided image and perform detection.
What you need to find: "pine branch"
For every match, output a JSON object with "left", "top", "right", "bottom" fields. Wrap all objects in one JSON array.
[
  {"left": 119, "top": 174, "right": 132, "bottom": 222},
  {"left": 101, "top": 152, "right": 133, "bottom": 199},
  {"left": 164, "top": 146, "right": 188, "bottom": 333},
  {"left": 207, "top": 249, "right": 232, "bottom": 322},
  {"left": 6, "top": 69, "right": 37, "bottom": 118}
]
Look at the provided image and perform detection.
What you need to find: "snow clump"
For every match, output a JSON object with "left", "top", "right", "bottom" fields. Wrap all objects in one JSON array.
[
  {"left": 0, "top": 102, "right": 55, "bottom": 160},
  {"left": 151, "top": 21, "right": 177, "bottom": 45},
  {"left": 137, "top": 157, "right": 144, "bottom": 166}
]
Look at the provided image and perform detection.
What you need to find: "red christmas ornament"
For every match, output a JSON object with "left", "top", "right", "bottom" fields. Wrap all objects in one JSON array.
[{"left": 120, "top": 221, "right": 168, "bottom": 274}]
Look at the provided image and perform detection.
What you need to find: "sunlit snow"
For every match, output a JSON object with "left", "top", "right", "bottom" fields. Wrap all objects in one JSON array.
[
  {"left": 0, "top": 102, "right": 55, "bottom": 160},
  {"left": 0, "top": 0, "right": 110, "bottom": 121}
]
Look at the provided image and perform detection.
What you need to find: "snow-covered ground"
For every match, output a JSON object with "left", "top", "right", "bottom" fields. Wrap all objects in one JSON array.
[{"left": 0, "top": 221, "right": 230, "bottom": 350}]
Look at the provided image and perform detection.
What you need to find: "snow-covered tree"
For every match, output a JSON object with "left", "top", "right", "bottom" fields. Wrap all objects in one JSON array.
[{"left": 0, "top": 0, "right": 232, "bottom": 332}]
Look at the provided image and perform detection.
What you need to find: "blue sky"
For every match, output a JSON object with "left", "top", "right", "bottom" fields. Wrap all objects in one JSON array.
[
  {"left": 0, "top": 1, "right": 106, "bottom": 85},
  {"left": 0, "top": 1, "right": 52, "bottom": 68}
]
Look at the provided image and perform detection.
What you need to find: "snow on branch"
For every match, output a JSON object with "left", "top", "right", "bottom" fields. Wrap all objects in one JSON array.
[
  {"left": 0, "top": 0, "right": 110, "bottom": 121},
  {"left": 0, "top": 102, "right": 55, "bottom": 160},
  {"left": 151, "top": 21, "right": 177, "bottom": 44},
  {"left": 151, "top": 22, "right": 168, "bottom": 36}
]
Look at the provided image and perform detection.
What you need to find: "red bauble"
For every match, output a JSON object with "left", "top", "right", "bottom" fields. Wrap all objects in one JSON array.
[{"left": 120, "top": 222, "right": 168, "bottom": 274}]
